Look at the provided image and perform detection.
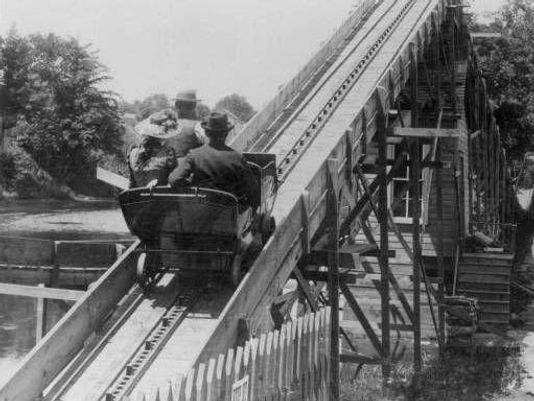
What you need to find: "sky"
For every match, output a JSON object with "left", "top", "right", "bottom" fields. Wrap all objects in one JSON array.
[{"left": 0, "top": 0, "right": 507, "bottom": 109}]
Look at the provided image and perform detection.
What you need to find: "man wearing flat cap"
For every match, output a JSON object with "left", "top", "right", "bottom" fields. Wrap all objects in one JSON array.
[{"left": 169, "top": 111, "right": 260, "bottom": 208}]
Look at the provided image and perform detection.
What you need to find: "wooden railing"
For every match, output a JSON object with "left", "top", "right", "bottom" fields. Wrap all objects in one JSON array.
[{"left": 132, "top": 308, "right": 332, "bottom": 401}]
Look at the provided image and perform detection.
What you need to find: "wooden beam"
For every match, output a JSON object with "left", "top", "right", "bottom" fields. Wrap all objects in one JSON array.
[
  {"left": 340, "top": 352, "right": 380, "bottom": 365},
  {"left": 0, "top": 283, "right": 84, "bottom": 301},
  {"left": 303, "top": 242, "right": 395, "bottom": 266},
  {"left": 341, "top": 148, "right": 408, "bottom": 237},
  {"left": 392, "top": 127, "right": 461, "bottom": 138},
  {"left": 0, "top": 240, "right": 140, "bottom": 401},
  {"left": 353, "top": 166, "right": 415, "bottom": 324},
  {"left": 327, "top": 159, "right": 340, "bottom": 401},
  {"left": 292, "top": 268, "right": 319, "bottom": 311},
  {"left": 471, "top": 32, "right": 501, "bottom": 39},
  {"left": 377, "top": 91, "right": 390, "bottom": 380},
  {"left": 340, "top": 282, "right": 383, "bottom": 356},
  {"left": 411, "top": 138, "right": 422, "bottom": 385},
  {"left": 96, "top": 167, "right": 129, "bottom": 190}
]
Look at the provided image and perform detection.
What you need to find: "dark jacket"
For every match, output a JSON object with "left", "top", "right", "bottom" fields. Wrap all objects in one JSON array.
[
  {"left": 128, "top": 144, "right": 177, "bottom": 188},
  {"left": 165, "top": 118, "right": 205, "bottom": 158},
  {"left": 169, "top": 143, "right": 260, "bottom": 208}
]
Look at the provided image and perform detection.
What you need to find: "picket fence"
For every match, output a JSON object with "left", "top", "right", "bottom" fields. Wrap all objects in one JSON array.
[{"left": 133, "top": 307, "right": 332, "bottom": 401}]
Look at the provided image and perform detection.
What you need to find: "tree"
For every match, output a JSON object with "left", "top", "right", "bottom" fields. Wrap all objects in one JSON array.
[
  {"left": 471, "top": 0, "right": 534, "bottom": 158},
  {"left": 195, "top": 103, "right": 211, "bottom": 120},
  {"left": 135, "top": 93, "right": 169, "bottom": 120},
  {"left": 0, "top": 30, "right": 123, "bottom": 184},
  {"left": 215, "top": 94, "right": 256, "bottom": 123}
]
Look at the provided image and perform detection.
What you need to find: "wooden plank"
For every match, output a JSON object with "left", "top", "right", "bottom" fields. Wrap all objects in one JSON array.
[
  {"left": 340, "top": 352, "right": 380, "bottom": 364},
  {"left": 96, "top": 166, "right": 129, "bottom": 190},
  {"left": 0, "top": 282, "right": 84, "bottom": 301},
  {"left": 196, "top": 363, "right": 206, "bottom": 401},
  {"left": 392, "top": 127, "right": 461, "bottom": 138},
  {"left": 293, "top": 268, "right": 319, "bottom": 311},
  {"left": 326, "top": 159, "right": 341, "bottom": 401},
  {"left": 377, "top": 91, "right": 390, "bottom": 381},
  {"left": 278, "top": 325, "right": 287, "bottom": 400},
  {"left": 205, "top": 358, "right": 217, "bottom": 401},
  {"left": 0, "top": 236, "right": 54, "bottom": 266},
  {"left": 0, "top": 240, "right": 140, "bottom": 401},
  {"left": 249, "top": 339, "right": 260, "bottom": 401},
  {"left": 471, "top": 32, "right": 501, "bottom": 39}
]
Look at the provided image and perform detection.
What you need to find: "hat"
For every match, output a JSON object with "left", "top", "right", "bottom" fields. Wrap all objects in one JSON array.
[
  {"left": 135, "top": 113, "right": 181, "bottom": 139},
  {"left": 175, "top": 90, "right": 198, "bottom": 104},
  {"left": 201, "top": 111, "right": 234, "bottom": 133}
]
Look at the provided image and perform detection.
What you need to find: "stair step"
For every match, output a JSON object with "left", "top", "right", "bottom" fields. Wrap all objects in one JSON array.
[
  {"left": 459, "top": 265, "right": 511, "bottom": 275},
  {"left": 458, "top": 275, "right": 511, "bottom": 283}
]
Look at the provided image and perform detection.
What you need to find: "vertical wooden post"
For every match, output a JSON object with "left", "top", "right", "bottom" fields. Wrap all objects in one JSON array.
[
  {"left": 35, "top": 283, "right": 46, "bottom": 344},
  {"left": 327, "top": 159, "right": 340, "bottom": 401},
  {"left": 410, "top": 40, "right": 422, "bottom": 390},
  {"left": 450, "top": 0, "right": 457, "bottom": 114},
  {"left": 436, "top": 145, "right": 446, "bottom": 350},
  {"left": 411, "top": 139, "right": 422, "bottom": 391},
  {"left": 376, "top": 91, "right": 390, "bottom": 381},
  {"left": 0, "top": 114, "right": 4, "bottom": 153},
  {"left": 433, "top": 12, "right": 441, "bottom": 118}
]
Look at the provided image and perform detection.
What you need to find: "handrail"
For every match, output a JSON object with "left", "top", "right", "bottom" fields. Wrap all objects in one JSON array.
[{"left": 0, "top": 240, "right": 140, "bottom": 401}]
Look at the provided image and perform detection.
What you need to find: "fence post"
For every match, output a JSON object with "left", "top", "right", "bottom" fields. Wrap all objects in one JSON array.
[
  {"left": 35, "top": 283, "right": 46, "bottom": 344},
  {"left": 205, "top": 359, "right": 217, "bottom": 401}
]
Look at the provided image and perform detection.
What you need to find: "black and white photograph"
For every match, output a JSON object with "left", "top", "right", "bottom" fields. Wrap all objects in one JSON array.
[{"left": 1, "top": 0, "right": 533, "bottom": 400}]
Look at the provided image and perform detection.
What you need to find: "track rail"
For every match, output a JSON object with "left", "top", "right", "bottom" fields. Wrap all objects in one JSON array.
[
  {"left": 100, "top": 288, "right": 200, "bottom": 401},
  {"left": 268, "top": 0, "right": 417, "bottom": 180}
]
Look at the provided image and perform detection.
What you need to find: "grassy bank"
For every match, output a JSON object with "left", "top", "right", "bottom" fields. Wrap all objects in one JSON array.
[{"left": 341, "top": 346, "right": 524, "bottom": 401}]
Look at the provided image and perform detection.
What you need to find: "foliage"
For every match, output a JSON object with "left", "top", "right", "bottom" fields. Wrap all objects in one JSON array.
[
  {"left": 124, "top": 93, "right": 169, "bottom": 121},
  {"left": 0, "top": 29, "right": 123, "bottom": 185},
  {"left": 471, "top": 0, "right": 534, "bottom": 159},
  {"left": 122, "top": 94, "right": 211, "bottom": 121},
  {"left": 0, "top": 152, "right": 16, "bottom": 188},
  {"left": 195, "top": 103, "right": 211, "bottom": 120},
  {"left": 215, "top": 93, "right": 256, "bottom": 123}
]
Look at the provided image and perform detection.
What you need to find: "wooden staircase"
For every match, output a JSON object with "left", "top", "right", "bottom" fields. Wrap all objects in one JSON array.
[{"left": 455, "top": 252, "right": 513, "bottom": 326}]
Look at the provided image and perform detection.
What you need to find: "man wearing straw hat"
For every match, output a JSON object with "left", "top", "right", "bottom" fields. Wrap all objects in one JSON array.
[
  {"left": 128, "top": 117, "right": 178, "bottom": 188},
  {"left": 169, "top": 111, "right": 260, "bottom": 208}
]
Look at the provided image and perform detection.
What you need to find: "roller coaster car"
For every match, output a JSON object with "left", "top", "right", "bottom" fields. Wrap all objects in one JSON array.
[{"left": 119, "top": 153, "right": 277, "bottom": 289}]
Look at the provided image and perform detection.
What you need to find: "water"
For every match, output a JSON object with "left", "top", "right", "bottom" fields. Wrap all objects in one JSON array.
[
  {"left": 0, "top": 295, "right": 72, "bottom": 387},
  {"left": 0, "top": 199, "right": 131, "bottom": 240},
  {"left": 0, "top": 200, "right": 133, "bottom": 386}
]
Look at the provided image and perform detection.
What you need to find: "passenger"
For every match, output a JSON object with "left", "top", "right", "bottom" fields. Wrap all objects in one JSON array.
[
  {"left": 127, "top": 122, "right": 178, "bottom": 189},
  {"left": 168, "top": 111, "right": 260, "bottom": 208},
  {"left": 147, "top": 90, "right": 206, "bottom": 158}
]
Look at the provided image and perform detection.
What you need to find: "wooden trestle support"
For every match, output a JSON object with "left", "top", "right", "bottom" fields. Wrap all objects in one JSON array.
[{"left": 292, "top": 0, "right": 515, "bottom": 393}]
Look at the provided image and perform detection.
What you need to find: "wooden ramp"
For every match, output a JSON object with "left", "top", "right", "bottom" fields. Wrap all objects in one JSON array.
[{"left": 456, "top": 252, "right": 513, "bottom": 326}]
